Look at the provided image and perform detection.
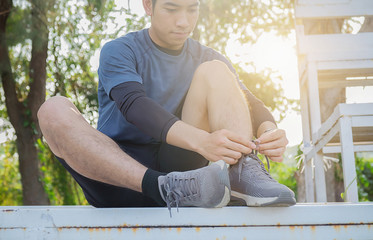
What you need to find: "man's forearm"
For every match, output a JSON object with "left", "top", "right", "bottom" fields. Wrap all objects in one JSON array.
[{"left": 166, "top": 120, "right": 208, "bottom": 153}]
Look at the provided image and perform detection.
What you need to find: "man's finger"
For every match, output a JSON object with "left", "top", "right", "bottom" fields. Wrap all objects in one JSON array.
[
  {"left": 268, "top": 156, "right": 284, "bottom": 163},
  {"left": 221, "top": 149, "right": 242, "bottom": 160},
  {"left": 225, "top": 131, "right": 256, "bottom": 149},
  {"left": 260, "top": 147, "right": 286, "bottom": 159},
  {"left": 221, "top": 156, "right": 238, "bottom": 165},
  {"left": 258, "top": 138, "right": 287, "bottom": 151},
  {"left": 258, "top": 129, "right": 285, "bottom": 143},
  {"left": 225, "top": 141, "right": 253, "bottom": 154}
]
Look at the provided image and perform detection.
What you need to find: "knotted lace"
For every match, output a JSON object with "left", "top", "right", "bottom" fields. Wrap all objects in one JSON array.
[
  {"left": 162, "top": 174, "right": 199, "bottom": 217},
  {"left": 237, "top": 149, "right": 273, "bottom": 182}
]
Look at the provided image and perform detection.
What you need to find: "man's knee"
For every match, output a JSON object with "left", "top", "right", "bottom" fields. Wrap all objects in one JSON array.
[
  {"left": 194, "top": 60, "right": 236, "bottom": 86},
  {"left": 37, "top": 96, "right": 74, "bottom": 126},
  {"left": 196, "top": 60, "right": 230, "bottom": 74}
]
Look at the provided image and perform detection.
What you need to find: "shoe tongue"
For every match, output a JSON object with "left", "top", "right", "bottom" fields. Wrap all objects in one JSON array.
[{"left": 244, "top": 155, "right": 259, "bottom": 164}]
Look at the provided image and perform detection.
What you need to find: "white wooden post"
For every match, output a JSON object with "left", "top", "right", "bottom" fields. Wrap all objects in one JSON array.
[
  {"left": 295, "top": 0, "right": 373, "bottom": 204},
  {"left": 339, "top": 117, "right": 359, "bottom": 202},
  {"left": 307, "top": 61, "right": 327, "bottom": 202},
  {"left": 299, "top": 82, "right": 315, "bottom": 202},
  {"left": 305, "top": 159, "right": 315, "bottom": 202}
]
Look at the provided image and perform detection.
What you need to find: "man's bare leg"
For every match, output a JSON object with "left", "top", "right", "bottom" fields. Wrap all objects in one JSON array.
[
  {"left": 178, "top": 60, "right": 296, "bottom": 207},
  {"left": 37, "top": 96, "right": 146, "bottom": 192},
  {"left": 182, "top": 60, "right": 254, "bottom": 158}
]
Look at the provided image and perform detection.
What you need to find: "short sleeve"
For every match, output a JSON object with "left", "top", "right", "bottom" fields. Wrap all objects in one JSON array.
[{"left": 98, "top": 40, "right": 143, "bottom": 98}]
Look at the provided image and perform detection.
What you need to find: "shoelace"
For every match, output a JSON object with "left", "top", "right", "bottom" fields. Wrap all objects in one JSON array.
[
  {"left": 237, "top": 141, "right": 271, "bottom": 182},
  {"left": 253, "top": 139, "right": 270, "bottom": 172},
  {"left": 162, "top": 175, "right": 198, "bottom": 217}
]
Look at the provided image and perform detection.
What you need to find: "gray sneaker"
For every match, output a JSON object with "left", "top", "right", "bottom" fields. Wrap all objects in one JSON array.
[
  {"left": 229, "top": 153, "right": 296, "bottom": 207},
  {"left": 158, "top": 160, "right": 231, "bottom": 216}
]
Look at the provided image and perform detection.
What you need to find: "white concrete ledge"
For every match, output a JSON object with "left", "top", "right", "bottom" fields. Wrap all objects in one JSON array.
[{"left": 1, "top": 203, "right": 373, "bottom": 239}]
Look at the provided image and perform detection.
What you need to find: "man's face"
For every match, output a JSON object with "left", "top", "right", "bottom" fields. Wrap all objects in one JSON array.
[{"left": 145, "top": 0, "right": 200, "bottom": 50}]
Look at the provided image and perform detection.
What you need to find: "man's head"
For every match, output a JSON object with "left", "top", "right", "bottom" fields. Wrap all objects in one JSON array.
[{"left": 143, "top": 0, "right": 200, "bottom": 50}]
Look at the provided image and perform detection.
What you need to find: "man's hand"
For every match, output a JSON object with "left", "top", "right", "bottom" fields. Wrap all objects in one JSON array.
[
  {"left": 256, "top": 128, "right": 288, "bottom": 162},
  {"left": 166, "top": 121, "right": 255, "bottom": 165},
  {"left": 196, "top": 129, "right": 256, "bottom": 165}
]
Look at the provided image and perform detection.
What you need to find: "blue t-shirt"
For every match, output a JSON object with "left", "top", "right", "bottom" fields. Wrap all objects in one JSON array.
[{"left": 97, "top": 29, "right": 238, "bottom": 145}]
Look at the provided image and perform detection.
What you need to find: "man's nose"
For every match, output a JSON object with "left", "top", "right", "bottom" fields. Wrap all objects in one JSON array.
[{"left": 176, "top": 11, "right": 189, "bottom": 28}]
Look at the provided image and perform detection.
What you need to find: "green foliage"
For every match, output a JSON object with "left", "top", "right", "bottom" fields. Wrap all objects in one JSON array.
[
  {"left": 36, "top": 139, "right": 88, "bottom": 205},
  {"left": 5, "top": 7, "right": 31, "bottom": 47},
  {"left": 333, "top": 154, "right": 373, "bottom": 202},
  {"left": 356, "top": 156, "right": 373, "bottom": 201},
  {"left": 0, "top": 141, "right": 23, "bottom": 205},
  {"left": 46, "top": 0, "right": 147, "bottom": 125},
  {"left": 195, "top": 0, "right": 294, "bottom": 54},
  {"left": 234, "top": 64, "right": 299, "bottom": 121},
  {"left": 0, "top": 89, "right": 20, "bottom": 205},
  {"left": 47, "top": 0, "right": 112, "bottom": 125},
  {"left": 294, "top": 151, "right": 373, "bottom": 202},
  {"left": 40, "top": 0, "right": 146, "bottom": 204}
]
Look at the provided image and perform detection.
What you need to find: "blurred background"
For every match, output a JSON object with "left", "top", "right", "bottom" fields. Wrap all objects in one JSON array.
[{"left": 0, "top": 0, "right": 372, "bottom": 206}]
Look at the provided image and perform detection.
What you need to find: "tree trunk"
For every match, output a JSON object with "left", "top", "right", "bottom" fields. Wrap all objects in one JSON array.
[
  {"left": 16, "top": 126, "right": 49, "bottom": 205},
  {"left": 0, "top": 0, "right": 49, "bottom": 205}
]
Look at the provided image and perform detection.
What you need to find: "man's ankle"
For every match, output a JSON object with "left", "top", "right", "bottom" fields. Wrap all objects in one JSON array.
[{"left": 141, "top": 168, "right": 166, "bottom": 206}]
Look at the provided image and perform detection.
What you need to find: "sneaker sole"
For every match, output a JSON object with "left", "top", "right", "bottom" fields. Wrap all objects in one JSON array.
[
  {"left": 214, "top": 160, "right": 231, "bottom": 208},
  {"left": 231, "top": 191, "right": 296, "bottom": 207},
  {"left": 215, "top": 186, "right": 231, "bottom": 208}
]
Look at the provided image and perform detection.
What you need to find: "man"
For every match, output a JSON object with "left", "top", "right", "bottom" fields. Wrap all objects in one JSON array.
[{"left": 37, "top": 0, "right": 295, "bottom": 212}]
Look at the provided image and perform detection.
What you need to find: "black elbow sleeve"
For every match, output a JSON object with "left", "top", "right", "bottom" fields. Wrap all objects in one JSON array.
[{"left": 111, "top": 82, "right": 178, "bottom": 142}]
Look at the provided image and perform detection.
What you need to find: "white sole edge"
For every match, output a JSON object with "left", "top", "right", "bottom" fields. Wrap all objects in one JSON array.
[
  {"left": 232, "top": 191, "right": 278, "bottom": 206},
  {"left": 214, "top": 160, "right": 231, "bottom": 208},
  {"left": 215, "top": 186, "right": 231, "bottom": 208}
]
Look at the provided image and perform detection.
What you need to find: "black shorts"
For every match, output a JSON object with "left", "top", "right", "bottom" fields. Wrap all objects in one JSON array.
[{"left": 56, "top": 142, "right": 208, "bottom": 208}]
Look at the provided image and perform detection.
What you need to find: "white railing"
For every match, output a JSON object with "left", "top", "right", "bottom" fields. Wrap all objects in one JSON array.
[{"left": 1, "top": 204, "right": 373, "bottom": 239}]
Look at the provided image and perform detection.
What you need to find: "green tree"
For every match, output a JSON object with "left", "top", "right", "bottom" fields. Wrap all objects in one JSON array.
[
  {"left": 0, "top": 0, "right": 147, "bottom": 205},
  {"left": 1, "top": 0, "right": 52, "bottom": 205},
  {"left": 194, "top": 0, "right": 294, "bottom": 53}
]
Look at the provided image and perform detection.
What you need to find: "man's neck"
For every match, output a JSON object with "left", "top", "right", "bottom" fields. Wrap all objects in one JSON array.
[{"left": 149, "top": 34, "right": 183, "bottom": 56}]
